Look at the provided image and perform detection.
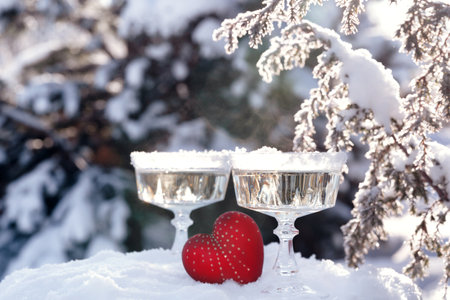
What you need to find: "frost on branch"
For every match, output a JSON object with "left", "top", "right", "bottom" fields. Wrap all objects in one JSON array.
[
  {"left": 335, "top": 0, "right": 365, "bottom": 35},
  {"left": 213, "top": 0, "right": 323, "bottom": 54},
  {"left": 214, "top": 0, "right": 450, "bottom": 294},
  {"left": 396, "top": 0, "right": 449, "bottom": 136}
]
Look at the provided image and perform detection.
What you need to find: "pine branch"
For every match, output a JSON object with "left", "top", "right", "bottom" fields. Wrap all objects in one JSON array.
[
  {"left": 336, "top": 0, "right": 365, "bottom": 35},
  {"left": 213, "top": 0, "right": 326, "bottom": 54},
  {"left": 392, "top": 134, "right": 449, "bottom": 202}
]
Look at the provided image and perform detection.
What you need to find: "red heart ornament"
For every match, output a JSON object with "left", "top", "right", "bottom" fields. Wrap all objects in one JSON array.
[{"left": 182, "top": 211, "right": 264, "bottom": 284}]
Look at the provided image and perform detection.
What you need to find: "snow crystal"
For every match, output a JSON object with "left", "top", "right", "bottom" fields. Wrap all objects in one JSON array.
[
  {"left": 307, "top": 21, "right": 404, "bottom": 133},
  {"left": 130, "top": 148, "right": 231, "bottom": 172},
  {"left": 0, "top": 243, "right": 421, "bottom": 300},
  {"left": 192, "top": 18, "right": 227, "bottom": 59},
  {"left": 119, "top": 0, "right": 234, "bottom": 38},
  {"left": 231, "top": 148, "right": 347, "bottom": 172}
]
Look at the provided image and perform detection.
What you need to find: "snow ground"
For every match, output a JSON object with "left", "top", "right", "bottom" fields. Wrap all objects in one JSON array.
[{"left": 0, "top": 243, "right": 421, "bottom": 300}]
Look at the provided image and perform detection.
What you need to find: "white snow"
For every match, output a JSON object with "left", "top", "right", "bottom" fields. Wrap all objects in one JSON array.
[
  {"left": 365, "top": 213, "right": 450, "bottom": 299},
  {"left": 430, "top": 126, "right": 450, "bottom": 147},
  {"left": 0, "top": 23, "right": 91, "bottom": 85},
  {"left": 2, "top": 160, "right": 57, "bottom": 233},
  {"left": 2, "top": 41, "right": 66, "bottom": 83},
  {"left": 0, "top": 243, "right": 421, "bottom": 300},
  {"left": 105, "top": 89, "right": 140, "bottom": 123},
  {"left": 306, "top": 21, "right": 405, "bottom": 133},
  {"left": 3, "top": 168, "right": 130, "bottom": 278},
  {"left": 145, "top": 43, "right": 172, "bottom": 60},
  {"left": 16, "top": 81, "right": 80, "bottom": 117},
  {"left": 125, "top": 58, "right": 150, "bottom": 87},
  {"left": 94, "top": 62, "right": 118, "bottom": 89},
  {"left": 122, "top": 101, "right": 177, "bottom": 141},
  {"left": 428, "top": 141, "right": 450, "bottom": 198},
  {"left": 130, "top": 149, "right": 231, "bottom": 171},
  {"left": 390, "top": 146, "right": 417, "bottom": 173},
  {"left": 62, "top": 82, "right": 80, "bottom": 117},
  {"left": 119, "top": 0, "right": 234, "bottom": 38},
  {"left": 231, "top": 148, "right": 347, "bottom": 172}
]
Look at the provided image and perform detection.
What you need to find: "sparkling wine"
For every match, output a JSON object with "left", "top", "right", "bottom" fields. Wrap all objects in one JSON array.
[
  {"left": 135, "top": 170, "right": 229, "bottom": 209},
  {"left": 232, "top": 170, "right": 340, "bottom": 217}
]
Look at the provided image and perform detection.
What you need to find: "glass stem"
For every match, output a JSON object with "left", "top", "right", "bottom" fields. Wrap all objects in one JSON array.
[
  {"left": 170, "top": 208, "right": 193, "bottom": 253},
  {"left": 273, "top": 218, "right": 299, "bottom": 276}
]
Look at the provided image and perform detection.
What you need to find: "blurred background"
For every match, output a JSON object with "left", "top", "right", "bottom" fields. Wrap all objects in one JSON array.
[{"left": 1, "top": 0, "right": 445, "bottom": 295}]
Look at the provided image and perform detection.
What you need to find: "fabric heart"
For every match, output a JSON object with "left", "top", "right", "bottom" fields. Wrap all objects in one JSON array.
[{"left": 182, "top": 211, "right": 264, "bottom": 284}]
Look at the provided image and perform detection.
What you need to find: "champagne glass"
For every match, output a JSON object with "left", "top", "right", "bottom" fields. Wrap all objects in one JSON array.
[
  {"left": 231, "top": 149, "right": 346, "bottom": 295},
  {"left": 131, "top": 151, "right": 231, "bottom": 253}
]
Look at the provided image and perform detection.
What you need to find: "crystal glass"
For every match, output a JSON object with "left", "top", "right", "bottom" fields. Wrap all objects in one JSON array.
[
  {"left": 131, "top": 151, "right": 231, "bottom": 253},
  {"left": 231, "top": 150, "right": 346, "bottom": 295}
]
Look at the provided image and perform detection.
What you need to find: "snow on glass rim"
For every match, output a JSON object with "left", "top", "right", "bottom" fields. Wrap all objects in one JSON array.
[
  {"left": 130, "top": 150, "right": 231, "bottom": 171},
  {"left": 231, "top": 148, "right": 347, "bottom": 172}
]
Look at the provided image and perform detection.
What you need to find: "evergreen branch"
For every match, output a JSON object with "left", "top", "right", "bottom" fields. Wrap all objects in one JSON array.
[
  {"left": 213, "top": 0, "right": 325, "bottom": 54},
  {"left": 336, "top": 0, "right": 365, "bottom": 35},
  {"left": 392, "top": 134, "right": 449, "bottom": 202}
]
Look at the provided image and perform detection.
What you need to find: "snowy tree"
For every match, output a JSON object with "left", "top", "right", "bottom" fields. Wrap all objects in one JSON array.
[{"left": 214, "top": 0, "right": 449, "bottom": 296}]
